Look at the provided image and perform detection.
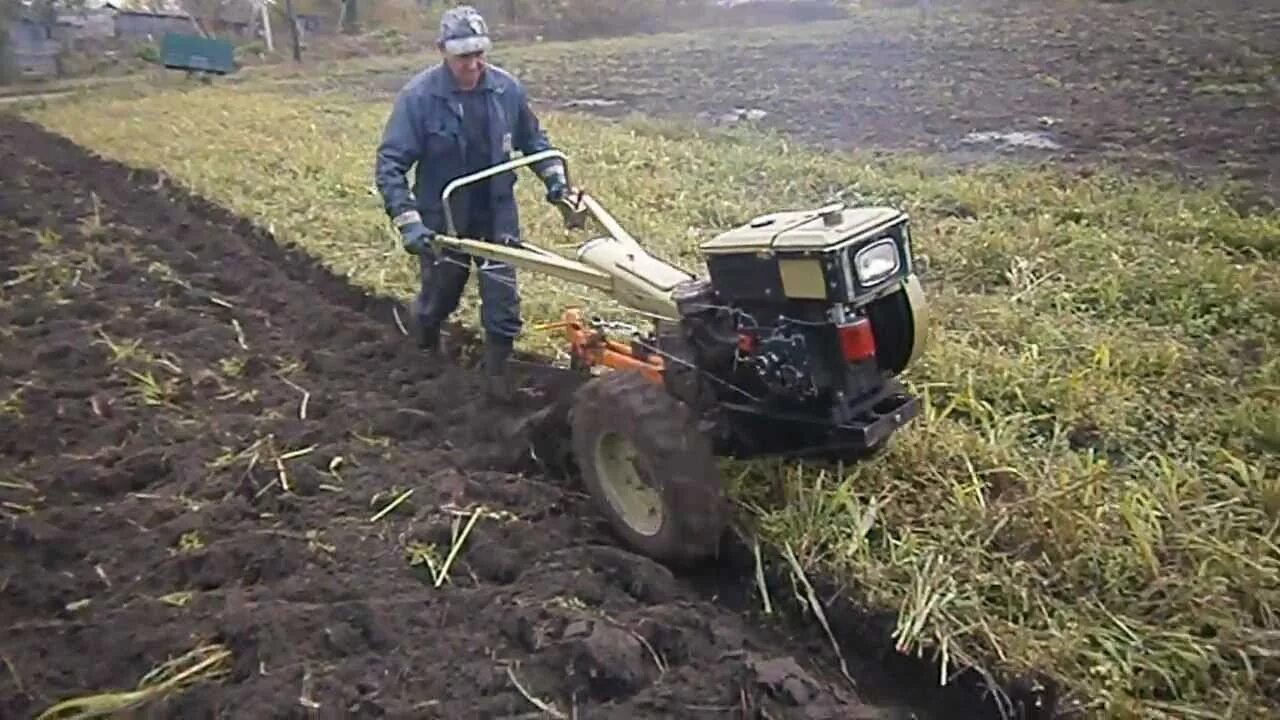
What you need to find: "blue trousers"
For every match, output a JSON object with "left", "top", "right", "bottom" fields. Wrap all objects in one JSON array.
[{"left": 414, "top": 243, "right": 522, "bottom": 342}]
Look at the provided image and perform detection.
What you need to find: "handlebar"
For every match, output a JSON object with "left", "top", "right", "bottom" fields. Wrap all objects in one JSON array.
[{"left": 440, "top": 149, "right": 571, "bottom": 236}]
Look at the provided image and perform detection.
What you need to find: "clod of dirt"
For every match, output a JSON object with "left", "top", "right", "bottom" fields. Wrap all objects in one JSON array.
[
  {"left": 750, "top": 655, "right": 826, "bottom": 705},
  {"left": 561, "top": 620, "right": 656, "bottom": 700},
  {"left": 500, "top": 607, "right": 545, "bottom": 653},
  {"left": 753, "top": 656, "right": 895, "bottom": 719},
  {"left": 465, "top": 539, "right": 522, "bottom": 584},
  {"left": 101, "top": 447, "right": 173, "bottom": 496},
  {"left": 585, "top": 544, "right": 681, "bottom": 603}
]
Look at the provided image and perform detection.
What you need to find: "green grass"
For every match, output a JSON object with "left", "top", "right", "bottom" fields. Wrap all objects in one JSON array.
[{"left": 22, "top": 80, "right": 1279, "bottom": 719}]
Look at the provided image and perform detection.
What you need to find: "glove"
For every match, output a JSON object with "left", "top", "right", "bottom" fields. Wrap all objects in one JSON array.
[
  {"left": 543, "top": 170, "right": 568, "bottom": 203},
  {"left": 394, "top": 210, "right": 434, "bottom": 256},
  {"left": 401, "top": 222, "right": 433, "bottom": 256}
]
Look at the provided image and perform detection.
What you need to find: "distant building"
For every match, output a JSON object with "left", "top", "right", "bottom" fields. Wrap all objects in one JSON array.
[
  {"left": 106, "top": 1, "right": 262, "bottom": 40},
  {"left": 6, "top": 16, "right": 62, "bottom": 80},
  {"left": 55, "top": 7, "right": 117, "bottom": 41},
  {"left": 110, "top": 6, "right": 196, "bottom": 39},
  {"left": 3, "top": 0, "right": 332, "bottom": 81}
]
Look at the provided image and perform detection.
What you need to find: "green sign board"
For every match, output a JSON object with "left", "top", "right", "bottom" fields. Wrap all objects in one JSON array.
[{"left": 160, "top": 33, "right": 236, "bottom": 75}]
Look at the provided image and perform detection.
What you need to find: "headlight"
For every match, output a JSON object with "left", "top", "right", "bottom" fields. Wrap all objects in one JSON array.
[{"left": 853, "top": 238, "right": 900, "bottom": 286}]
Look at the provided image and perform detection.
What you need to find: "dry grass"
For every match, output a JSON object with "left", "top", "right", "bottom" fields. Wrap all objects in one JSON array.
[
  {"left": 34, "top": 643, "right": 231, "bottom": 720},
  {"left": 21, "top": 70, "right": 1279, "bottom": 720}
]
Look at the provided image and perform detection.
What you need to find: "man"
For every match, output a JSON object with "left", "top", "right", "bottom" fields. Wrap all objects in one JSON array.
[{"left": 374, "top": 5, "right": 568, "bottom": 401}]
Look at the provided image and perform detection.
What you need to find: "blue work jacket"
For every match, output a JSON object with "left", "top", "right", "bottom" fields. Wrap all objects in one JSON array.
[{"left": 374, "top": 62, "right": 560, "bottom": 241}]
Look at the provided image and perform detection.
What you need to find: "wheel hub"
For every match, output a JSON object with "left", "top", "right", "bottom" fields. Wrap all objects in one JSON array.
[{"left": 592, "top": 432, "right": 662, "bottom": 536}]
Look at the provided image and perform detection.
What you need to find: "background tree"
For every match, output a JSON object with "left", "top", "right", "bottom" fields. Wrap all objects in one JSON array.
[{"left": 338, "top": 0, "right": 357, "bottom": 34}]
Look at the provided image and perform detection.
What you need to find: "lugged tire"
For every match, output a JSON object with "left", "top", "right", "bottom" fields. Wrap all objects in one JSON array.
[{"left": 569, "top": 370, "right": 727, "bottom": 566}]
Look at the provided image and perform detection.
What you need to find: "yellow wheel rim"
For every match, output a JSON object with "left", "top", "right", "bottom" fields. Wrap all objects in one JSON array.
[{"left": 592, "top": 432, "right": 663, "bottom": 537}]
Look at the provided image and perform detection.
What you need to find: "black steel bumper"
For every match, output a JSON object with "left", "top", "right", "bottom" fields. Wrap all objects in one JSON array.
[{"left": 716, "top": 383, "right": 921, "bottom": 462}]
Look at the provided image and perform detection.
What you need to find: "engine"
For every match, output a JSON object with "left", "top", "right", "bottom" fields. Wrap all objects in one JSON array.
[
  {"left": 656, "top": 202, "right": 929, "bottom": 460},
  {"left": 743, "top": 328, "right": 819, "bottom": 401},
  {"left": 667, "top": 277, "right": 876, "bottom": 412}
]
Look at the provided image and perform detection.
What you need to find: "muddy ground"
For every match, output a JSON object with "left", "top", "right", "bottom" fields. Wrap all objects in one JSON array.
[
  {"left": 302, "top": 0, "right": 1280, "bottom": 207},
  {"left": 536, "top": 0, "right": 1279, "bottom": 206},
  {"left": 0, "top": 117, "right": 1027, "bottom": 718}
]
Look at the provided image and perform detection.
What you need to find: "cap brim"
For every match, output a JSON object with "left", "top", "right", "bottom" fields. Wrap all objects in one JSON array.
[{"left": 443, "top": 36, "right": 491, "bottom": 56}]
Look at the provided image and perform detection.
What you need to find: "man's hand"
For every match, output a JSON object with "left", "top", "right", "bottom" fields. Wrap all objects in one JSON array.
[
  {"left": 545, "top": 173, "right": 587, "bottom": 230},
  {"left": 401, "top": 222, "right": 434, "bottom": 255},
  {"left": 545, "top": 178, "right": 568, "bottom": 203},
  {"left": 543, "top": 168, "right": 569, "bottom": 203},
  {"left": 394, "top": 210, "right": 435, "bottom": 256}
]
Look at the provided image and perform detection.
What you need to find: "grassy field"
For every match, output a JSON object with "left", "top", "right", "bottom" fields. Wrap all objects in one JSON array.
[{"left": 18, "top": 3, "right": 1280, "bottom": 715}]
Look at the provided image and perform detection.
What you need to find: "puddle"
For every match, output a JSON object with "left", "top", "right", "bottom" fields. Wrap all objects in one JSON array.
[
  {"left": 961, "top": 129, "right": 1062, "bottom": 151},
  {"left": 561, "top": 97, "right": 623, "bottom": 109},
  {"left": 698, "top": 107, "right": 770, "bottom": 126}
]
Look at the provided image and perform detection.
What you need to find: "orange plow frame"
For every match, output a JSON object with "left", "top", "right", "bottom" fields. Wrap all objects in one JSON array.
[{"left": 535, "top": 308, "right": 665, "bottom": 385}]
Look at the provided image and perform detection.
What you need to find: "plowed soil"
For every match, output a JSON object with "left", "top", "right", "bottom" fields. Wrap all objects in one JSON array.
[{"left": 0, "top": 118, "right": 1011, "bottom": 718}]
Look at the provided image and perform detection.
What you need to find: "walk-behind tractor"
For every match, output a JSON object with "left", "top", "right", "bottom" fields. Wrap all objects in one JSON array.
[{"left": 428, "top": 150, "right": 929, "bottom": 566}]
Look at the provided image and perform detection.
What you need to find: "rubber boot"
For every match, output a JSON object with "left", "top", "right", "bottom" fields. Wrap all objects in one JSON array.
[
  {"left": 417, "top": 322, "right": 442, "bottom": 358},
  {"left": 482, "top": 335, "right": 515, "bottom": 403}
]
